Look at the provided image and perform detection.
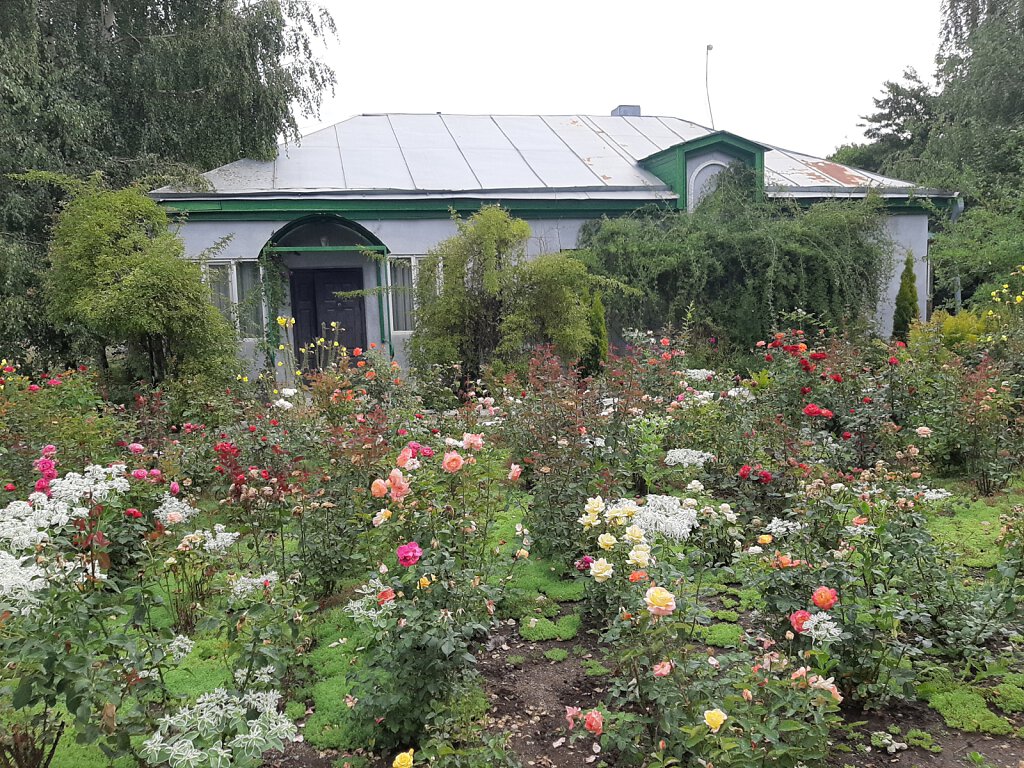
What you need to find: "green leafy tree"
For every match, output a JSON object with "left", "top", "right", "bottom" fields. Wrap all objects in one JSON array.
[
  {"left": 46, "top": 179, "right": 238, "bottom": 381},
  {"left": 892, "top": 253, "right": 920, "bottom": 340},
  {"left": 0, "top": 0, "right": 335, "bottom": 366},
  {"left": 410, "top": 207, "right": 593, "bottom": 377}
]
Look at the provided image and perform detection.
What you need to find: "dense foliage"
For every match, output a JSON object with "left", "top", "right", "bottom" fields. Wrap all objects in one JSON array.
[
  {"left": 578, "top": 169, "right": 887, "bottom": 350},
  {"left": 892, "top": 253, "right": 919, "bottom": 340},
  {"left": 831, "top": 0, "right": 1024, "bottom": 310}
]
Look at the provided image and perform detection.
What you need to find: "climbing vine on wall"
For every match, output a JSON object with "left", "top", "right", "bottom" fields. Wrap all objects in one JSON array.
[{"left": 577, "top": 167, "right": 889, "bottom": 351}]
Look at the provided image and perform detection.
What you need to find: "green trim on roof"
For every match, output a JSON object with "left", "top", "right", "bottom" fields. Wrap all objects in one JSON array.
[
  {"left": 159, "top": 196, "right": 672, "bottom": 221},
  {"left": 639, "top": 131, "right": 768, "bottom": 210}
]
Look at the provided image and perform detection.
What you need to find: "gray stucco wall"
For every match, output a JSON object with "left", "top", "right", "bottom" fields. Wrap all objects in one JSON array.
[
  {"left": 174, "top": 209, "right": 930, "bottom": 367},
  {"left": 875, "top": 213, "right": 930, "bottom": 338}
]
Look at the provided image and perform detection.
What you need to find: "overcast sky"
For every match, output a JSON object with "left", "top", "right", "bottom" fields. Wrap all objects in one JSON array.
[{"left": 299, "top": 0, "right": 943, "bottom": 159}]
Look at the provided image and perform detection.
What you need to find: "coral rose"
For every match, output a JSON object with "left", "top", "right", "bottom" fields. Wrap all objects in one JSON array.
[
  {"left": 812, "top": 586, "right": 838, "bottom": 611},
  {"left": 583, "top": 709, "right": 603, "bottom": 736},
  {"left": 653, "top": 660, "right": 673, "bottom": 677},
  {"left": 371, "top": 478, "right": 388, "bottom": 498},
  {"left": 441, "top": 451, "right": 464, "bottom": 473},
  {"left": 789, "top": 609, "right": 812, "bottom": 633}
]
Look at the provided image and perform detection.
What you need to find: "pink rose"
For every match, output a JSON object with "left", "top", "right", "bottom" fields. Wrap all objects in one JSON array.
[
  {"left": 169, "top": 481, "right": 180, "bottom": 495},
  {"left": 462, "top": 433, "right": 484, "bottom": 451},
  {"left": 128, "top": 443, "right": 144, "bottom": 455},
  {"left": 131, "top": 469, "right": 148, "bottom": 480},
  {"left": 396, "top": 446, "right": 415, "bottom": 468},
  {"left": 371, "top": 478, "right": 388, "bottom": 498},
  {"left": 507, "top": 463, "right": 522, "bottom": 481},
  {"left": 396, "top": 541, "right": 423, "bottom": 567},
  {"left": 653, "top": 661, "right": 673, "bottom": 677},
  {"left": 387, "top": 468, "right": 411, "bottom": 502},
  {"left": 565, "top": 706, "right": 582, "bottom": 730}
]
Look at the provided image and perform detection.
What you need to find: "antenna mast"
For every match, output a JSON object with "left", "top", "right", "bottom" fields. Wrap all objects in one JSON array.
[{"left": 705, "top": 44, "right": 716, "bottom": 129}]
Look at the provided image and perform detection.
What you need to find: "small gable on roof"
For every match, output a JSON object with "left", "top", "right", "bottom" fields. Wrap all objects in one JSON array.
[{"left": 639, "top": 131, "right": 772, "bottom": 211}]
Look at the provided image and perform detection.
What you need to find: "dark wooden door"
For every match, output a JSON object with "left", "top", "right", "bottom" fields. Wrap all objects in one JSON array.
[{"left": 290, "top": 269, "right": 367, "bottom": 360}]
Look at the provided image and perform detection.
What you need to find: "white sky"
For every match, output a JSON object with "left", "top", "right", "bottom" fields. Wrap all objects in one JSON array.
[{"left": 300, "top": 0, "right": 942, "bottom": 159}]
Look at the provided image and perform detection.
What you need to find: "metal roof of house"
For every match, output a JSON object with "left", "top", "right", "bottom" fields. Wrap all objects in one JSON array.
[{"left": 153, "top": 113, "right": 951, "bottom": 201}]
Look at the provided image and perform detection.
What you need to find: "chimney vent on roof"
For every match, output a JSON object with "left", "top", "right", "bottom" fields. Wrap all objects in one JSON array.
[{"left": 611, "top": 105, "right": 641, "bottom": 117}]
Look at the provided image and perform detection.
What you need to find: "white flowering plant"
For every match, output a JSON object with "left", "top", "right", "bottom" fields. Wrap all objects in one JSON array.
[{"left": 141, "top": 688, "right": 296, "bottom": 768}]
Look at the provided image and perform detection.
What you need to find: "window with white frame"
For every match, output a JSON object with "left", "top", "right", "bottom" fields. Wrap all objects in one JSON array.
[
  {"left": 389, "top": 257, "right": 417, "bottom": 333},
  {"left": 205, "top": 261, "right": 266, "bottom": 339}
]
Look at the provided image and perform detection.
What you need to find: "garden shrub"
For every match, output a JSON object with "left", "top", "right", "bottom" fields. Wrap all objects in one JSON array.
[
  {"left": 45, "top": 179, "right": 239, "bottom": 383},
  {"left": 410, "top": 206, "right": 593, "bottom": 379}
]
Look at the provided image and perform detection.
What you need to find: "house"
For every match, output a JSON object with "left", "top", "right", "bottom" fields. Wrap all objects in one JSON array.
[{"left": 151, "top": 107, "right": 959, "bottom": 365}]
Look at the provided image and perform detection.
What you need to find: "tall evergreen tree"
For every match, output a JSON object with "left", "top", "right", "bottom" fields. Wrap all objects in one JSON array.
[{"left": 892, "top": 253, "right": 919, "bottom": 340}]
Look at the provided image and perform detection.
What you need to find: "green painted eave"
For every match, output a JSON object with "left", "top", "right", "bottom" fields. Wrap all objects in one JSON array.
[{"left": 157, "top": 196, "right": 675, "bottom": 221}]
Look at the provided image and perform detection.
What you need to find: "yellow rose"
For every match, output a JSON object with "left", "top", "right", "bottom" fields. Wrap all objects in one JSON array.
[
  {"left": 417, "top": 576, "right": 431, "bottom": 590},
  {"left": 757, "top": 534, "right": 773, "bottom": 545},
  {"left": 597, "top": 533, "right": 617, "bottom": 551},
  {"left": 644, "top": 586, "right": 676, "bottom": 616},
  {"left": 627, "top": 544, "right": 651, "bottom": 568},
  {"left": 578, "top": 510, "right": 600, "bottom": 529},
  {"left": 392, "top": 749, "right": 415, "bottom": 768},
  {"left": 624, "top": 525, "right": 646, "bottom": 544},
  {"left": 704, "top": 708, "right": 728, "bottom": 733},
  {"left": 585, "top": 496, "right": 606, "bottom": 515},
  {"left": 589, "top": 558, "right": 614, "bottom": 583}
]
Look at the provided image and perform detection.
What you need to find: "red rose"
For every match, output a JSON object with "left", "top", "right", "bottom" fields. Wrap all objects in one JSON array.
[
  {"left": 830, "top": 374, "right": 843, "bottom": 383},
  {"left": 888, "top": 356, "right": 900, "bottom": 366},
  {"left": 842, "top": 431, "right": 852, "bottom": 440},
  {"left": 758, "top": 470, "right": 772, "bottom": 484},
  {"left": 765, "top": 354, "right": 774, "bottom": 362},
  {"left": 738, "top": 465, "right": 752, "bottom": 479},
  {"left": 803, "top": 403, "right": 822, "bottom": 417},
  {"left": 800, "top": 386, "right": 812, "bottom": 395}
]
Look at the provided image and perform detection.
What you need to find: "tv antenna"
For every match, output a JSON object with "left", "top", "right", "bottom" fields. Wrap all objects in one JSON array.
[{"left": 705, "top": 44, "right": 716, "bottom": 129}]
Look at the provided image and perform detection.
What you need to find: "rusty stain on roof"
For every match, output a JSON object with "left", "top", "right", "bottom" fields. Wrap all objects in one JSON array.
[{"left": 807, "top": 161, "right": 874, "bottom": 187}]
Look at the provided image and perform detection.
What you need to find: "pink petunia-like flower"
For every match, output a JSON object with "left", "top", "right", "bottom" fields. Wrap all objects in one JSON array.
[{"left": 396, "top": 541, "right": 423, "bottom": 567}]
